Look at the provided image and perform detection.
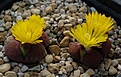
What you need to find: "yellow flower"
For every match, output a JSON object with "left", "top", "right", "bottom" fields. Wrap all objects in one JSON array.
[
  {"left": 70, "top": 12, "right": 114, "bottom": 49},
  {"left": 11, "top": 14, "right": 45, "bottom": 44}
]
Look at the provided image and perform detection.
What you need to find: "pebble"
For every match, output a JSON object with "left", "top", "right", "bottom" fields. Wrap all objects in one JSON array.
[
  {"left": 16, "top": 16, "right": 23, "bottom": 20},
  {"left": 69, "top": 17, "right": 77, "bottom": 25},
  {"left": 80, "top": 73, "right": 90, "bottom": 77},
  {"left": 68, "top": 4, "right": 77, "bottom": 12},
  {"left": 4, "top": 22, "right": 12, "bottom": 30},
  {"left": 108, "top": 66, "right": 118, "bottom": 75},
  {"left": 22, "top": 10, "right": 31, "bottom": 18},
  {"left": 12, "top": 66, "right": 20, "bottom": 73},
  {"left": 72, "top": 62, "right": 78, "bottom": 70},
  {"left": 74, "top": 70, "right": 80, "bottom": 77},
  {"left": 79, "top": 6, "right": 87, "bottom": 13},
  {"left": 24, "top": 73, "right": 30, "bottom": 77},
  {"left": 31, "top": 8, "right": 40, "bottom": 15},
  {"left": 49, "top": 45, "right": 61, "bottom": 55},
  {"left": 111, "top": 60, "right": 119, "bottom": 66},
  {"left": 0, "top": 27, "right": 5, "bottom": 32},
  {"left": 61, "top": 14, "right": 66, "bottom": 19},
  {"left": 0, "top": 58, "right": 3, "bottom": 65},
  {"left": 40, "top": 70, "right": 51, "bottom": 77},
  {"left": 5, "top": 71, "right": 17, "bottom": 77},
  {"left": 58, "top": 20, "right": 64, "bottom": 29},
  {"left": 21, "top": 65, "right": 28, "bottom": 72},
  {"left": 0, "top": 63, "right": 10, "bottom": 73},
  {"left": 45, "top": 54, "right": 53, "bottom": 63},
  {"left": 104, "top": 59, "right": 112, "bottom": 70},
  {"left": 12, "top": 4, "right": 19, "bottom": 11},
  {"left": 78, "top": 18, "right": 83, "bottom": 24},
  {"left": 64, "top": 24, "right": 72, "bottom": 30},
  {"left": 0, "top": 73, "right": 3, "bottom": 77},
  {"left": 78, "top": 66, "right": 84, "bottom": 73},
  {"left": 28, "top": 65, "right": 41, "bottom": 71},
  {"left": 45, "top": 6, "right": 53, "bottom": 14},
  {"left": 18, "top": 72, "right": 24, "bottom": 77},
  {"left": 18, "top": 2, "right": 26, "bottom": 7},
  {"left": 11, "top": 62, "right": 18, "bottom": 67},
  {"left": 99, "top": 70, "right": 108, "bottom": 76},
  {"left": 4, "top": 15, "right": 12, "bottom": 22},
  {"left": 117, "top": 64, "right": 121, "bottom": 71},
  {"left": 65, "top": 63, "right": 73, "bottom": 72},
  {"left": 48, "top": 63, "right": 60, "bottom": 73},
  {"left": 85, "top": 68, "right": 95, "bottom": 76},
  {"left": 24, "top": 0, "right": 38, "bottom": 4},
  {"left": 53, "top": 56, "right": 61, "bottom": 62},
  {"left": 46, "top": 74, "right": 55, "bottom": 77},
  {"left": 60, "top": 36, "right": 70, "bottom": 47}
]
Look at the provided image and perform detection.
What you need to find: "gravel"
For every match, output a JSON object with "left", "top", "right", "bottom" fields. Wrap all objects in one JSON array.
[{"left": 0, "top": 0, "right": 120, "bottom": 76}]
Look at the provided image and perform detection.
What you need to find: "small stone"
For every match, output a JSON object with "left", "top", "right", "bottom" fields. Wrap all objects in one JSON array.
[
  {"left": 4, "top": 22, "right": 12, "bottom": 30},
  {"left": 78, "top": 66, "right": 84, "bottom": 73},
  {"left": 0, "top": 31, "right": 7, "bottom": 37},
  {"left": 0, "top": 27, "right": 5, "bottom": 32},
  {"left": 117, "top": 64, "right": 121, "bottom": 71},
  {"left": 60, "top": 36, "right": 70, "bottom": 47},
  {"left": 90, "top": 7, "right": 97, "bottom": 12},
  {"left": 0, "top": 63, "right": 10, "bottom": 73},
  {"left": 80, "top": 73, "right": 90, "bottom": 77},
  {"left": 24, "top": 73, "right": 30, "bottom": 77},
  {"left": 4, "top": 15, "right": 12, "bottom": 22},
  {"left": 22, "top": 10, "right": 31, "bottom": 18},
  {"left": 46, "top": 74, "right": 55, "bottom": 77},
  {"left": 45, "top": 6, "right": 53, "bottom": 14},
  {"left": 17, "top": 73, "right": 24, "bottom": 77},
  {"left": 69, "top": 17, "right": 77, "bottom": 25},
  {"left": 79, "top": 6, "right": 87, "bottom": 13},
  {"left": 31, "top": 9, "right": 40, "bottom": 15},
  {"left": 29, "top": 65, "right": 41, "bottom": 71},
  {"left": 45, "top": 54, "right": 53, "bottom": 63},
  {"left": 63, "top": 30, "right": 70, "bottom": 36},
  {"left": 65, "top": 64, "right": 73, "bottom": 73},
  {"left": 78, "top": 19, "right": 83, "bottom": 24},
  {"left": 58, "top": 20, "right": 64, "bottom": 29},
  {"left": 104, "top": 59, "right": 112, "bottom": 70},
  {"left": 11, "top": 62, "right": 18, "bottom": 67},
  {"left": 50, "top": 3, "right": 57, "bottom": 9},
  {"left": 0, "top": 73, "right": 3, "bottom": 77},
  {"left": 40, "top": 70, "right": 51, "bottom": 77},
  {"left": 53, "top": 56, "right": 61, "bottom": 62},
  {"left": 0, "top": 36, "right": 5, "bottom": 41},
  {"left": 48, "top": 63, "right": 59, "bottom": 73},
  {"left": 5, "top": 71, "right": 17, "bottom": 77},
  {"left": 85, "top": 68, "right": 95, "bottom": 76},
  {"left": 99, "top": 70, "right": 108, "bottom": 76},
  {"left": 72, "top": 62, "right": 78, "bottom": 70},
  {"left": 21, "top": 65, "right": 28, "bottom": 72},
  {"left": 64, "top": 24, "right": 72, "bottom": 30},
  {"left": 12, "top": 66, "right": 20, "bottom": 73},
  {"left": 74, "top": 70, "right": 80, "bottom": 77},
  {"left": 12, "top": 4, "right": 19, "bottom": 11},
  {"left": 109, "top": 66, "right": 118, "bottom": 75},
  {"left": 0, "top": 58, "right": 3, "bottom": 65},
  {"left": 49, "top": 45, "right": 61, "bottom": 55},
  {"left": 111, "top": 60, "right": 118, "bottom": 66},
  {"left": 61, "top": 14, "right": 66, "bottom": 19},
  {"left": 16, "top": 16, "right": 23, "bottom": 20},
  {"left": 19, "top": 2, "right": 26, "bottom": 7},
  {"left": 24, "top": 0, "right": 38, "bottom": 4},
  {"left": 119, "top": 30, "right": 121, "bottom": 35},
  {"left": 68, "top": 4, "right": 77, "bottom": 12}
]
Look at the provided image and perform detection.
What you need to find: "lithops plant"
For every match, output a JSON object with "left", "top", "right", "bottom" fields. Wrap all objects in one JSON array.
[
  {"left": 68, "top": 12, "right": 114, "bottom": 68},
  {"left": 4, "top": 14, "right": 49, "bottom": 64}
]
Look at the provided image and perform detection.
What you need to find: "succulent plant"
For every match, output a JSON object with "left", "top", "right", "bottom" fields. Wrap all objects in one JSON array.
[
  {"left": 68, "top": 12, "right": 114, "bottom": 68},
  {"left": 4, "top": 14, "right": 49, "bottom": 64}
]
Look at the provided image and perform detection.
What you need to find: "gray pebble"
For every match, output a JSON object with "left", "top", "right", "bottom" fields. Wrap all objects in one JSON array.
[{"left": 21, "top": 65, "right": 28, "bottom": 72}]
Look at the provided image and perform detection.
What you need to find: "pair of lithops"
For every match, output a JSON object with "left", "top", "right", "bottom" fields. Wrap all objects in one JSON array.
[{"left": 4, "top": 12, "right": 114, "bottom": 68}]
